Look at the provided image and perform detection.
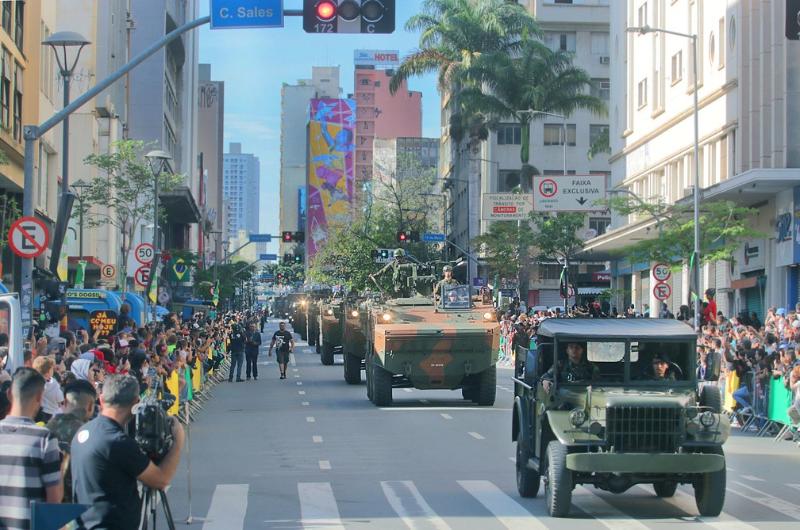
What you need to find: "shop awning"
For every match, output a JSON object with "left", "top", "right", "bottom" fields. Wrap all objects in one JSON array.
[
  {"left": 577, "top": 287, "right": 609, "bottom": 295},
  {"left": 160, "top": 186, "right": 201, "bottom": 224},
  {"left": 730, "top": 277, "right": 758, "bottom": 290},
  {"left": 681, "top": 168, "right": 799, "bottom": 206}
]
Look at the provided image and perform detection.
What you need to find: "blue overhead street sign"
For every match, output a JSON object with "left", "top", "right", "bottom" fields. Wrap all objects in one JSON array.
[
  {"left": 260, "top": 254, "right": 278, "bottom": 261},
  {"left": 422, "top": 233, "right": 446, "bottom": 242},
  {"left": 249, "top": 234, "right": 272, "bottom": 243},
  {"left": 210, "top": 0, "right": 284, "bottom": 29}
]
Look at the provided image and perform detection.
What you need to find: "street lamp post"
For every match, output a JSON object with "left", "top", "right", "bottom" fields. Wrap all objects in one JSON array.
[
  {"left": 627, "top": 25, "right": 701, "bottom": 329},
  {"left": 145, "top": 150, "right": 172, "bottom": 322},
  {"left": 71, "top": 179, "right": 91, "bottom": 260}
]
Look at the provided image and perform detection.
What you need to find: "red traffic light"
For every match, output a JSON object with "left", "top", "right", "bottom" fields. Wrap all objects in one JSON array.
[
  {"left": 316, "top": 0, "right": 336, "bottom": 20},
  {"left": 282, "top": 231, "right": 294, "bottom": 243},
  {"left": 397, "top": 230, "right": 408, "bottom": 242}
]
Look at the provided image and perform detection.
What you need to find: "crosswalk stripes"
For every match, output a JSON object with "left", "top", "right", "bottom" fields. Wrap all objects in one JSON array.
[
  {"left": 201, "top": 484, "right": 249, "bottom": 530},
  {"left": 458, "top": 480, "right": 548, "bottom": 530},
  {"left": 298, "top": 482, "right": 345, "bottom": 530},
  {"left": 381, "top": 480, "right": 451, "bottom": 530},
  {"left": 662, "top": 487, "right": 760, "bottom": 530},
  {"left": 571, "top": 486, "right": 650, "bottom": 530},
  {"left": 727, "top": 480, "right": 800, "bottom": 520}
]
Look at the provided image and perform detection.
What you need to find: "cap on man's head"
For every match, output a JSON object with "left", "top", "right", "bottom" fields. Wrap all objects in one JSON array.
[
  {"left": 443, "top": 265, "right": 453, "bottom": 272},
  {"left": 652, "top": 352, "right": 671, "bottom": 363}
]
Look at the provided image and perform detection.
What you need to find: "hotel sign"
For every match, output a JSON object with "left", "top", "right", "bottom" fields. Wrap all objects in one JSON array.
[{"left": 354, "top": 49, "right": 400, "bottom": 68}]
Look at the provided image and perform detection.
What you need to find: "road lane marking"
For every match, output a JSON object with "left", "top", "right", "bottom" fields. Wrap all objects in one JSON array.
[
  {"left": 572, "top": 487, "right": 649, "bottom": 529},
  {"left": 661, "top": 487, "right": 760, "bottom": 529},
  {"left": 508, "top": 457, "right": 515, "bottom": 463},
  {"left": 728, "top": 481, "right": 800, "bottom": 520},
  {"left": 306, "top": 416, "right": 316, "bottom": 423},
  {"left": 302, "top": 401, "right": 310, "bottom": 406},
  {"left": 419, "top": 399, "right": 429, "bottom": 404},
  {"left": 458, "top": 480, "right": 548, "bottom": 530},
  {"left": 294, "top": 375, "right": 300, "bottom": 378},
  {"left": 319, "top": 460, "right": 331, "bottom": 470},
  {"left": 299, "top": 391, "right": 306, "bottom": 395},
  {"left": 293, "top": 368, "right": 299, "bottom": 372},
  {"left": 468, "top": 432, "right": 485, "bottom": 440},
  {"left": 202, "top": 484, "right": 249, "bottom": 530},
  {"left": 297, "top": 382, "right": 303, "bottom": 386},
  {"left": 298, "top": 482, "right": 344, "bottom": 530},
  {"left": 403, "top": 388, "right": 413, "bottom": 393},
  {"left": 740, "top": 475, "right": 764, "bottom": 482},
  {"left": 313, "top": 435, "right": 323, "bottom": 443},
  {"left": 381, "top": 480, "right": 451, "bottom": 530},
  {"left": 290, "top": 353, "right": 296, "bottom": 366},
  {"left": 440, "top": 414, "right": 453, "bottom": 420}
]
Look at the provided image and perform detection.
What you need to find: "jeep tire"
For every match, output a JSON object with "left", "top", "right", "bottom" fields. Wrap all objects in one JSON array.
[
  {"left": 516, "top": 440, "right": 540, "bottom": 497},
  {"left": 321, "top": 341, "right": 335, "bottom": 365},
  {"left": 653, "top": 481, "right": 678, "bottom": 497},
  {"left": 700, "top": 385, "right": 722, "bottom": 414},
  {"left": 694, "top": 447, "right": 726, "bottom": 516},
  {"left": 545, "top": 441, "right": 572, "bottom": 517},
  {"left": 372, "top": 363, "right": 393, "bottom": 407},
  {"left": 344, "top": 353, "right": 361, "bottom": 384},
  {"left": 475, "top": 365, "right": 497, "bottom": 406}
]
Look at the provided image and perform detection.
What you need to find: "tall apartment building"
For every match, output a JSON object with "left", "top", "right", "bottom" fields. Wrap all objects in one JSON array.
[
  {"left": 353, "top": 51, "right": 422, "bottom": 194},
  {"left": 278, "top": 66, "right": 340, "bottom": 256},
  {"left": 443, "top": 0, "right": 611, "bottom": 304},
  {"left": 585, "top": 0, "right": 800, "bottom": 320},
  {"left": 224, "top": 142, "right": 260, "bottom": 239},
  {"left": 197, "top": 63, "right": 225, "bottom": 267}
]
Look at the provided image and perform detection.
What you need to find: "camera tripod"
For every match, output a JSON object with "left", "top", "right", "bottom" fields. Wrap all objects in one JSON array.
[{"left": 141, "top": 486, "right": 176, "bottom": 530}]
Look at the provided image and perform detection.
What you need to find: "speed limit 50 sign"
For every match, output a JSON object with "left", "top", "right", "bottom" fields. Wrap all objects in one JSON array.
[{"left": 135, "top": 243, "right": 154, "bottom": 265}]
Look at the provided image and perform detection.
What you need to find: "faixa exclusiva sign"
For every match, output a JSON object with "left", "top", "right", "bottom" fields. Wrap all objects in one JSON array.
[{"left": 533, "top": 175, "right": 606, "bottom": 212}]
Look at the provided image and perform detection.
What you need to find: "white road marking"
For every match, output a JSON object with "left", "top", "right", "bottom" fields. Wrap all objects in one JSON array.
[
  {"left": 293, "top": 368, "right": 299, "bottom": 372},
  {"left": 294, "top": 375, "right": 300, "bottom": 378},
  {"left": 728, "top": 481, "right": 800, "bottom": 520},
  {"left": 740, "top": 475, "right": 765, "bottom": 482},
  {"left": 302, "top": 401, "right": 310, "bottom": 406},
  {"left": 787, "top": 483, "right": 800, "bottom": 492},
  {"left": 299, "top": 391, "right": 306, "bottom": 395},
  {"left": 403, "top": 388, "right": 413, "bottom": 393},
  {"left": 298, "top": 482, "right": 344, "bottom": 530},
  {"left": 319, "top": 460, "right": 331, "bottom": 470},
  {"left": 440, "top": 414, "right": 453, "bottom": 420},
  {"left": 662, "top": 487, "right": 761, "bottom": 529},
  {"left": 381, "top": 480, "right": 451, "bottom": 530},
  {"left": 290, "top": 353, "right": 296, "bottom": 366},
  {"left": 508, "top": 457, "right": 515, "bottom": 463},
  {"left": 458, "top": 480, "right": 548, "bottom": 530},
  {"left": 419, "top": 399, "right": 429, "bottom": 404},
  {"left": 202, "top": 484, "right": 249, "bottom": 530},
  {"left": 468, "top": 432, "right": 485, "bottom": 440},
  {"left": 297, "top": 382, "right": 303, "bottom": 386},
  {"left": 306, "top": 416, "right": 316, "bottom": 423},
  {"left": 313, "top": 435, "right": 323, "bottom": 443},
  {"left": 571, "top": 486, "right": 650, "bottom": 529}
]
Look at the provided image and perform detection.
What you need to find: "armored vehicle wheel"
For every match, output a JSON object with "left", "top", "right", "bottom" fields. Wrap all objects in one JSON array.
[
  {"left": 315, "top": 341, "right": 321, "bottom": 354},
  {"left": 321, "top": 341, "right": 335, "bottom": 365},
  {"left": 516, "top": 440, "right": 540, "bottom": 497},
  {"left": 366, "top": 357, "right": 374, "bottom": 402},
  {"left": 694, "top": 448, "right": 726, "bottom": 516},
  {"left": 308, "top": 331, "right": 317, "bottom": 347},
  {"left": 700, "top": 385, "right": 722, "bottom": 414},
  {"left": 544, "top": 441, "right": 572, "bottom": 518},
  {"left": 344, "top": 353, "right": 361, "bottom": 384},
  {"left": 475, "top": 366, "right": 497, "bottom": 406},
  {"left": 372, "top": 364, "right": 393, "bottom": 406},
  {"left": 653, "top": 481, "right": 678, "bottom": 497},
  {"left": 461, "top": 384, "right": 477, "bottom": 402}
]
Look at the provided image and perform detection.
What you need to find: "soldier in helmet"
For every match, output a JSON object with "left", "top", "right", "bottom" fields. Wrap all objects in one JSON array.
[
  {"left": 370, "top": 248, "right": 414, "bottom": 297},
  {"left": 541, "top": 342, "right": 598, "bottom": 392},
  {"left": 434, "top": 265, "right": 460, "bottom": 301}
]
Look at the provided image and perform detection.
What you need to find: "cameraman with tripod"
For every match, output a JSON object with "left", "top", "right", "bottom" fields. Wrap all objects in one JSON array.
[{"left": 71, "top": 374, "right": 184, "bottom": 530}]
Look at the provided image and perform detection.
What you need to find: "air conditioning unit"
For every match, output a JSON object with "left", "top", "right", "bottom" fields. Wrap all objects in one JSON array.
[{"left": 599, "top": 56, "right": 610, "bottom": 65}]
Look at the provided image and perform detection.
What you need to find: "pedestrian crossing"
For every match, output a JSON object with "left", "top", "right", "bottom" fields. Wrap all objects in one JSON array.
[{"left": 193, "top": 478, "right": 799, "bottom": 529}]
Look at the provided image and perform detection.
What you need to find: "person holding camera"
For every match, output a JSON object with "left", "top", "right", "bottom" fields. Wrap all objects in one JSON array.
[{"left": 71, "top": 374, "right": 184, "bottom": 530}]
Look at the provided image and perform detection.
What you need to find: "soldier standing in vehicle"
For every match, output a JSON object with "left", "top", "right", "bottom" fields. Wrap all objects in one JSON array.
[
  {"left": 542, "top": 342, "right": 598, "bottom": 391},
  {"left": 370, "top": 248, "right": 414, "bottom": 297},
  {"left": 434, "top": 265, "right": 459, "bottom": 299}
]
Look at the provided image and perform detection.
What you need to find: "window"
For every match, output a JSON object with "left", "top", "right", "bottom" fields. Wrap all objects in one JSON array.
[
  {"left": 13, "top": 63, "right": 21, "bottom": 141},
  {"left": 591, "top": 78, "right": 610, "bottom": 100},
  {"left": 164, "top": 118, "right": 177, "bottom": 156},
  {"left": 543, "top": 124, "right": 576, "bottom": 146},
  {"left": 1, "top": 2, "right": 10, "bottom": 34},
  {"left": 589, "top": 217, "right": 611, "bottom": 236},
  {"left": 545, "top": 32, "right": 576, "bottom": 53},
  {"left": 589, "top": 124, "right": 609, "bottom": 146},
  {"left": 671, "top": 51, "right": 682, "bottom": 84},
  {"left": 538, "top": 264, "right": 562, "bottom": 281},
  {"left": 13, "top": 1, "right": 22, "bottom": 50},
  {"left": 591, "top": 32, "right": 610, "bottom": 55},
  {"left": 497, "top": 124, "right": 521, "bottom": 145},
  {"left": 637, "top": 78, "right": 648, "bottom": 108},
  {"left": 718, "top": 17, "right": 725, "bottom": 69},
  {"left": 638, "top": 1, "right": 648, "bottom": 28},
  {"left": 1, "top": 48, "right": 10, "bottom": 129},
  {"left": 359, "top": 78, "right": 369, "bottom": 85}
]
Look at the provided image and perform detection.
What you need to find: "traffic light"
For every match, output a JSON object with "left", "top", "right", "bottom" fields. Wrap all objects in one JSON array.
[
  {"left": 294, "top": 254, "right": 304, "bottom": 264},
  {"left": 294, "top": 231, "right": 305, "bottom": 243},
  {"left": 282, "top": 231, "right": 294, "bottom": 243},
  {"left": 396, "top": 230, "right": 409, "bottom": 243},
  {"left": 303, "top": 0, "right": 395, "bottom": 34},
  {"left": 283, "top": 253, "right": 293, "bottom": 264}
]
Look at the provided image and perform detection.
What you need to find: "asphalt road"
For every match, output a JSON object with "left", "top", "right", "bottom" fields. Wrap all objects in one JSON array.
[{"left": 159, "top": 321, "right": 800, "bottom": 529}]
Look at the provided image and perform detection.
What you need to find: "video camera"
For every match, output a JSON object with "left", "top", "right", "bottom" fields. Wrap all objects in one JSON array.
[{"left": 134, "top": 372, "right": 176, "bottom": 460}]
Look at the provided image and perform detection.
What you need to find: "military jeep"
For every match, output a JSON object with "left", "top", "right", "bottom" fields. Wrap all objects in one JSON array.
[{"left": 512, "top": 319, "right": 728, "bottom": 518}]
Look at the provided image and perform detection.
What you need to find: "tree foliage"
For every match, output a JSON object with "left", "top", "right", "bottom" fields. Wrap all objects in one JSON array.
[
  {"left": 604, "top": 196, "right": 764, "bottom": 266},
  {"left": 472, "top": 220, "right": 535, "bottom": 280},
  {"left": 529, "top": 212, "right": 587, "bottom": 263}
]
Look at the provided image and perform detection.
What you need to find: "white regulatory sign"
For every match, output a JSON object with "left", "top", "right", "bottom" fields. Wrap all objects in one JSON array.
[
  {"left": 481, "top": 193, "right": 534, "bottom": 220},
  {"left": 533, "top": 175, "right": 607, "bottom": 212}
]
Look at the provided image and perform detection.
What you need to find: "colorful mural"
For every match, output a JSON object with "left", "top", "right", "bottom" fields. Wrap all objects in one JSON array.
[{"left": 307, "top": 98, "right": 356, "bottom": 258}]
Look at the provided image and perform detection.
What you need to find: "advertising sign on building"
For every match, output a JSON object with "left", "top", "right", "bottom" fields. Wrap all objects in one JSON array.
[
  {"left": 532, "top": 174, "right": 606, "bottom": 212},
  {"left": 307, "top": 99, "right": 356, "bottom": 260},
  {"left": 739, "top": 238, "right": 765, "bottom": 273},
  {"left": 481, "top": 193, "right": 534, "bottom": 220},
  {"left": 354, "top": 49, "right": 400, "bottom": 68}
]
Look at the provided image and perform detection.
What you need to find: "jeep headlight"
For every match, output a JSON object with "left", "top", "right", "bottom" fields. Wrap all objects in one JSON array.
[
  {"left": 699, "top": 411, "right": 716, "bottom": 428},
  {"left": 327, "top": 309, "right": 334, "bottom": 315},
  {"left": 382, "top": 313, "right": 392, "bottom": 322},
  {"left": 351, "top": 310, "right": 359, "bottom": 318},
  {"left": 569, "top": 408, "right": 588, "bottom": 427}
]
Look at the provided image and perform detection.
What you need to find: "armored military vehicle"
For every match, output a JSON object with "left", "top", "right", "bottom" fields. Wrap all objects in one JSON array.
[
  {"left": 512, "top": 319, "right": 728, "bottom": 518},
  {"left": 288, "top": 294, "right": 309, "bottom": 341},
  {"left": 339, "top": 295, "right": 369, "bottom": 384},
  {"left": 363, "top": 278, "right": 500, "bottom": 407},
  {"left": 318, "top": 297, "right": 344, "bottom": 366}
]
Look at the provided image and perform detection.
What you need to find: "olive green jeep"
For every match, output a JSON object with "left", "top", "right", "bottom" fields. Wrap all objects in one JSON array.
[{"left": 512, "top": 319, "right": 729, "bottom": 518}]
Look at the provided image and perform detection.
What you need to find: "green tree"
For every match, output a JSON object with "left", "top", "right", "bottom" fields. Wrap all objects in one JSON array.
[
  {"left": 529, "top": 212, "right": 587, "bottom": 264},
  {"left": 0, "top": 194, "right": 21, "bottom": 253},
  {"left": 307, "top": 219, "right": 377, "bottom": 291},
  {"left": 79, "top": 140, "right": 183, "bottom": 292},
  {"left": 472, "top": 220, "right": 535, "bottom": 283}
]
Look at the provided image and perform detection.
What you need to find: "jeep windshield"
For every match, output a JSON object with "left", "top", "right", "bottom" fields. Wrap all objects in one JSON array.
[{"left": 554, "top": 340, "right": 694, "bottom": 385}]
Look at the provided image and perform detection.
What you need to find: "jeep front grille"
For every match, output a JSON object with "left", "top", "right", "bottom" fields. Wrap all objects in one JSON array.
[{"left": 605, "top": 406, "right": 683, "bottom": 453}]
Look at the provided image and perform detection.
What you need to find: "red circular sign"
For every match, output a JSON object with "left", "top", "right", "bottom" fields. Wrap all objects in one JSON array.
[
  {"left": 652, "top": 263, "right": 671, "bottom": 282},
  {"left": 134, "top": 266, "right": 151, "bottom": 288},
  {"left": 653, "top": 282, "right": 672, "bottom": 301},
  {"left": 135, "top": 243, "right": 155, "bottom": 264},
  {"left": 539, "top": 178, "right": 558, "bottom": 198},
  {"left": 8, "top": 217, "right": 50, "bottom": 259}
]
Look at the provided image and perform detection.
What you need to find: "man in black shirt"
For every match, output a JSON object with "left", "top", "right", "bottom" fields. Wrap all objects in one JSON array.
[
  {"left": 269, "top": 321, "right": 295, "bottom": 379},
  {"left": 228, "top": 323, "right": 246, "bottom": 382},
  {"left": 71, "top": 374, "right": 184, "bottom": 530},
  {"left": 245, "top": 323, "right": 263, "bottom": 381}
]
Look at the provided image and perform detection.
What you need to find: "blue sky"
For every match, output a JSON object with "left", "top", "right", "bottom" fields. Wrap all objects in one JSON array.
[{"left": 197, "top": 1, "right": 440, "bottom": 251}]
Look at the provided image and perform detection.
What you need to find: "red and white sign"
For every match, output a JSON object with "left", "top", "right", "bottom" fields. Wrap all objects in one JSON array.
[
  {"left": 652, "top": 263, "right": 671, "bottom": 282},
  {"left": 135, "top": 243, "right": 155, "bottom": 265},
  {"left": 653, "top": 282, "right": 672, "bottom": 301},
  {"left": 538, "top": 178, "right": 558, "bottom": 198},
  {"left": 8, "top": 217, "right": 49, "bottom": 259},
  {"left": 560, "top": 285, "right": 576, "bottom": 299},
  {"left": 134, "top": 266, "right": 151, "bottom": 288},
  {"left": 533, "top": 174, "right": 606, "bottom": 212},
  {"left": 592, "top": 271, "right": 612, "bottom": 282},
  {"left": 481, "top": 193, "right": 533, "bottom": 221}
]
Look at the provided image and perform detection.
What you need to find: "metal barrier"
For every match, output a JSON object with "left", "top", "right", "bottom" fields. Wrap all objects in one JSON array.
[{"left": 727, "top": 369, "right": 798, "bottom": 441}]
